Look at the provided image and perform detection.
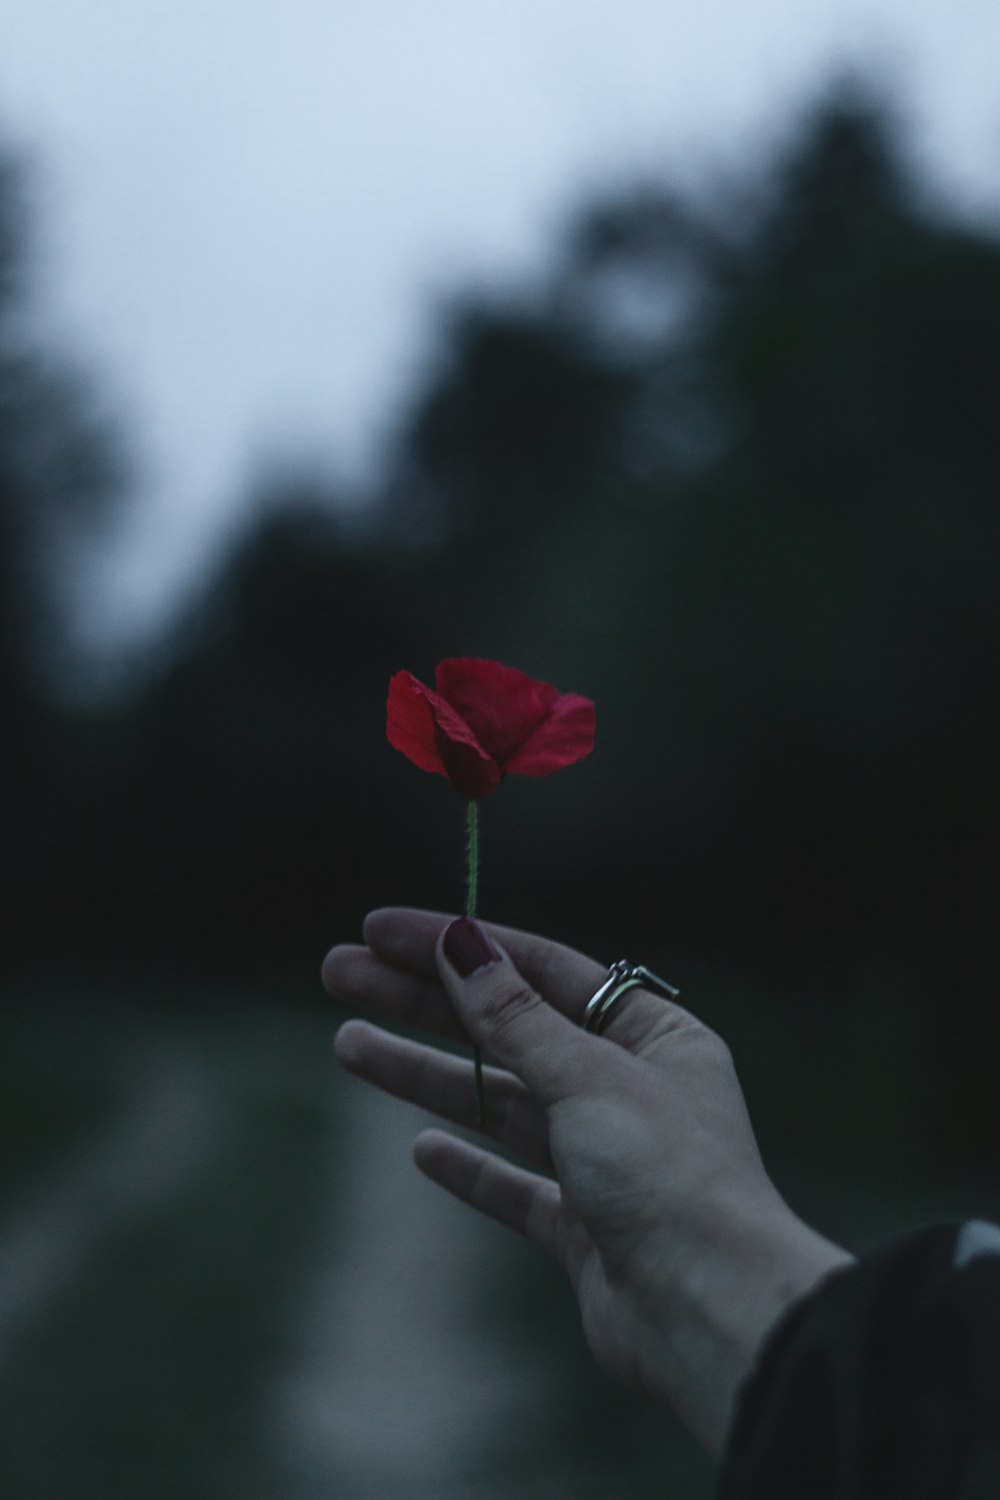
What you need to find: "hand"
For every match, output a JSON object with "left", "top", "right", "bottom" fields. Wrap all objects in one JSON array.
[{"left": 322, "top": 908, "right": 852, "bottom": 1455}]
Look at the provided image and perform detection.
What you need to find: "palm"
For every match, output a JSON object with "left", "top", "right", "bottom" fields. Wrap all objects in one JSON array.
[{"left": 323, "top": 907, "right": 850, "bottom": 1452}]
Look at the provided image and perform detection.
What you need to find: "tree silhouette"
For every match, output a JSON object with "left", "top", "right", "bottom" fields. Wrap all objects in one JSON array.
[
  {"left": 0, "top": 147, "right": 127, "bottom": 958},
  {"left": 99, "top": 489, "right": 444, "bottom": 981},
  {"left": 10, "top": 90, "right": 1000, "bottom": 1169}
]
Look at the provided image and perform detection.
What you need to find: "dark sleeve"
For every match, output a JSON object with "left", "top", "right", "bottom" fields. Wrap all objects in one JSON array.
[{"left": 717, "top": 1221, "right": 1000, "bottom": 1500}]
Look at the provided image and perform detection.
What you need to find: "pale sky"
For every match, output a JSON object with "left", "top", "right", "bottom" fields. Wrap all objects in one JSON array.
[{"left": 3, "top": 0, "right": 1000, "bottom": 645}]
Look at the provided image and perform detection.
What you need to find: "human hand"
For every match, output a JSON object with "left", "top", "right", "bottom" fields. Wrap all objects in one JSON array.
[{"left": 322, "top": 908, "right": 851, "bottom": 1455}]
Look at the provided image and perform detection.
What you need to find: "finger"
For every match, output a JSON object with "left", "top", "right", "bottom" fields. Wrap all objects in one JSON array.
[
  {"left": 360, "top": 907, "right": 609, "bottom": 1025},
  {"left": 363, "top": 907, "right": 695, "bottom": 1048},
  {"left": 591, "top": 983, "right": 704, "bottom": 1058},
  {"left": 321, "top": 908, "right": 604, "bottom": 1044},
  {"left": 325, "top": 909, "right": 697, "bottom": 1057},
  {"left": 323, "top": 943, "right": 466, "bottom": 1042},
  {"left": 334, "top": 1019, "right": 553, "bottom": 1170},
  {"left": 413, "top": 1128, "right": 585, "bottom": 1271},
  {"left": 434, "top": 919, "right": 632, "bottom": 1106}
]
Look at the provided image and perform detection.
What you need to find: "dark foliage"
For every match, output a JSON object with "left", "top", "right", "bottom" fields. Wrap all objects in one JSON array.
[{"left": 3, "top": 89, "right": 1000, "bottom": 1156}]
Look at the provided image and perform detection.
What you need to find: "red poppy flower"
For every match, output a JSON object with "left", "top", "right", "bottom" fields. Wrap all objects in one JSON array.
[{"left": 386, "top": 658, "right": 596, "bottom": 799}]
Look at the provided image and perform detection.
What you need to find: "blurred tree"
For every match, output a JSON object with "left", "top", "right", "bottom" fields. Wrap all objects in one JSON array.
[
  {"left": 99, "top": 489, "right": 446, "bottom": 982},
  {"left": 543, "top": 95, "right": 1000, "bottom": 1163},
  {"left": 596, "top": 97, "right": 1000, "bottom": 960},
  {"left": 0, "top": 147, "right": 127, "bottom": 963},
  {"left": 360, "top": 90, "right": 1000, "bottom": 1166},
  {"left": 10, "top": 86, "right": 1000, "bottom": 1163},
  {"left": 377, "top": 302, "right": 636, "bottom": 655}
]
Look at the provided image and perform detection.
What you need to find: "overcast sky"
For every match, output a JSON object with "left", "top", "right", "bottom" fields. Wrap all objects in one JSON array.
[{"left": 3, "top": 0, "right": 1000, "bottom": 645}]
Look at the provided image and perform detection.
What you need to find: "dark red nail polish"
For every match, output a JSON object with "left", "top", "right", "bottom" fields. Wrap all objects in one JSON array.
[{"left": 443, "top": 917, "right": 502, "bottom": 977}]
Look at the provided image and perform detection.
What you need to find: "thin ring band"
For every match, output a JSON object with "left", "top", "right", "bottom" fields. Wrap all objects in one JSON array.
[{"left": 582, "top": 960, "right": 681, "bottom": 1035}]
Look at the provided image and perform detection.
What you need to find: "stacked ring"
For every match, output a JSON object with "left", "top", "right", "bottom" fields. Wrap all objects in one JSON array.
[{"left": 582, "top": 960, "right": 681, "bottom": 1035}]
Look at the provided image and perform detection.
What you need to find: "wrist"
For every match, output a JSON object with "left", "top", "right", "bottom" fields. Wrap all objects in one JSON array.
[{"left": 648, "top": 1192, "right": 853, "bottom": 1455}]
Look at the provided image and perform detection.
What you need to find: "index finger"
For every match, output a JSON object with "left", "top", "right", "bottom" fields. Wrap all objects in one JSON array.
[
  {"left": 369, "top": 907, "right": 610, "bottom": 1015},
  {"left": 322, "top": 907, "right": 608, "bottom": 1040}
]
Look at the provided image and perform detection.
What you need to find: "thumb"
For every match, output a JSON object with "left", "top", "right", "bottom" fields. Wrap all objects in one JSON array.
[{"left": 436, "top": 917, "right": 607, "bottom": 1106}]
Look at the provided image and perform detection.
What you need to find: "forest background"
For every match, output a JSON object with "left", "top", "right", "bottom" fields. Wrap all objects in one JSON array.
[{"left": 3, "top": 85, "right": 1000, "bottom": 1499}]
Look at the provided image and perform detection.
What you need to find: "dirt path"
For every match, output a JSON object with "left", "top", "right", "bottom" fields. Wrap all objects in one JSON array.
[
  {"left": 274, "top": 1075, "right": 546, "bottom": 1499},
  {"left": 0, "top": 1043, "right": 231, "bottom": 1364}
]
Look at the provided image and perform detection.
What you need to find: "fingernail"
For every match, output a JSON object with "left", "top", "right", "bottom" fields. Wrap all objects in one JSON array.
[{"left": 443, "top": 917, "right": 502, "bottom": 978}]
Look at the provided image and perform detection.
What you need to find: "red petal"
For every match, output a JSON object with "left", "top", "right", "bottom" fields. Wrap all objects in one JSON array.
[
  {"left": 434, "top": 729, "right": 502, "bottom": 798},
  {"left": 435, "top": 659, "right": 560, "bottom": 767},
  {"left": 504, "top": 693, "right": 596, "bottom": 777},
  {"left": 386, "top": 672, "right": 448, "bottom": 776},
  {"left": 386, "top": 670, "right": 500, "bottom": 797}
]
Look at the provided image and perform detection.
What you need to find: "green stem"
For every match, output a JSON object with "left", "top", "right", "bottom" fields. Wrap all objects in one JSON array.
[{"left": 466, "top": 798, "right": 485, "bottom": 1126}]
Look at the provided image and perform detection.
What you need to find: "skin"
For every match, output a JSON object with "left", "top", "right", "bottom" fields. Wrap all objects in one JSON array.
[{"left": 322, "top": 907, "right": 853, "bottom": 1457}]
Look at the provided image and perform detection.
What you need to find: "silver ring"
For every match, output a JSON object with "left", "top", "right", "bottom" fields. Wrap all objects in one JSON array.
[{"left": 582, "top": 960, "right": 681, "bottom": 1034}]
